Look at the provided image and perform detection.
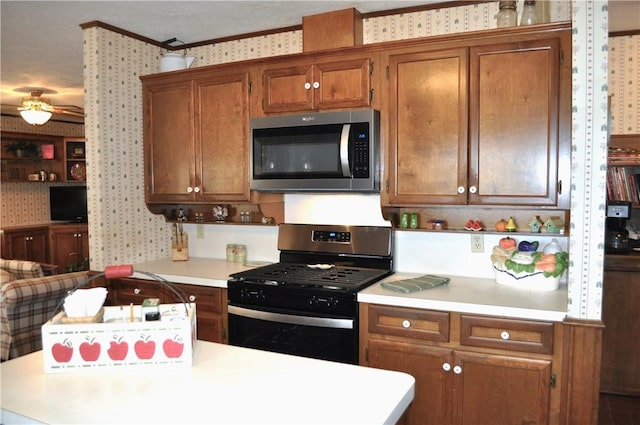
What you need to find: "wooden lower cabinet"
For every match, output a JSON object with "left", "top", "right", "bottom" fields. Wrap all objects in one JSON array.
[
  {"left": 600, "top": 268, "right": 640, "bottom": 396},
  {"left": 48, "top": 224, "right": 89, "bottom": 272},
  {"left": 361, "top": 304, "right": 561, "bottom": 425},
  {"left": 110, "top": 277, "right": 227, "bottom": 344},
  {"left": 1, "top": 226, "right": 49, "bottom": 264}
]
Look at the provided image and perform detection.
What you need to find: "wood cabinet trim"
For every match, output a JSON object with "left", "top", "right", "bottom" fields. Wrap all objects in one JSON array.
[{"left": 368, "top": 304, "right": 450, "bottom": 342}]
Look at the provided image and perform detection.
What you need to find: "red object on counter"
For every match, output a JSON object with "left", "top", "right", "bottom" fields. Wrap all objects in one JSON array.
[{"left": 104, "top": 264, "right": 134, "bottom": 279}]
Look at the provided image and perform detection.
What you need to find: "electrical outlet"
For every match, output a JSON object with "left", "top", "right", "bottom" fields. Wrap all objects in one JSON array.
[
  {"left": 470, "top": 234, "right": 484, "bottom": 253},
  {"left": 196, "top": 223, "right": 204, "bottom": 239}
]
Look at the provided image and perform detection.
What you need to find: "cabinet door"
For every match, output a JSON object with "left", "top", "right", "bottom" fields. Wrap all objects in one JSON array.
[
  {"left": 452, "top": 351, "right": 552, "bottom": 425},
  {"left": 167, "top": 283, "right": 227, "bottom": 343},
  {"left": 3, "top": 229, "right": 49, "bottom": 263},
  {"left": 600, "top": 270, "right": 640, "bottom": 395},
  {"left": 143, "top": 78, "right": 196, "bottom": 203},
  {"left": 313, "top": 56, "right": 372, "bottom": 110},
  {"left": 49, "top": 226, "right": 86, "bottom": 271},
  {"left": 385, "top": 47, "right": 469, "bottom": 205},
  {"left": 195, "top": 72, "right": 251, "bottom": 202},
  {"left": 262, "top": 63, "right": 314, "bottom": 113},
  {"left": 368, "top": 339, "right": 452, "bottom": 425},
  {"left": 469, "top": 37, "right": 562, "bottom": 206},
  {"left": 261, "top": 55, "right": 373, "bottom": 113}
]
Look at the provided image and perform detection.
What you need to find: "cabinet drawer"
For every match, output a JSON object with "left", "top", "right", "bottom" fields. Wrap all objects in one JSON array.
[
  {"left": 169, "top": 284, "right": 223, "bottom": 315},
  {"left": 116, "top": 278, "right": 163, "bottom": 304},
  {"left": 368, "top": 305, "right": 449, "bottom": 342},
  {"left": 460, "top": 315, "right": 554, "bottom": 354}
]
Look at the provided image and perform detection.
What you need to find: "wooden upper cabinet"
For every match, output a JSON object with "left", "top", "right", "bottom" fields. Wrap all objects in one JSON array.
[
  {"left": 384, "top": 26, "right": 571, "bottom": 208},
  {"left": 469, "top": 37, "right": 563, "bottom": 207},
  {"left": 195, "top": 72, "right": 251, "bottom": 202},
  {"left": 386, "top": 47, "right": 469, "bottom": 205},
  {"left": 262, "top": 54, "right": 374, "bottom": 113},
  {"left": 142, "top": 67, "right": 251, "bottom": 204},
  {"left": 143, "top": 78, "right": 195, "bottom": 204}
]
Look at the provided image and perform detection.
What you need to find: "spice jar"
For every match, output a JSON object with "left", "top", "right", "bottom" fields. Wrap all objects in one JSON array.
[
  {"left": 497, "top": 1, "right": 517, "bottom": 28},
  {"left": 520, "top": 0, "right": 537, "bottom": 26}
]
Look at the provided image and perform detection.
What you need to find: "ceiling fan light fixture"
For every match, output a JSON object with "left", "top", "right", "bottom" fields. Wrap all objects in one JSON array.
[
  {"left": 20, "top": 108, "right": 53, "bottom": 125},
  {"left": 18, "top": 91, "right": 54, "bottom": 125}
]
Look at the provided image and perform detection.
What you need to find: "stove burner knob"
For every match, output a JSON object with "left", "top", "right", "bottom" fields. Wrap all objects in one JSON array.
[{"left": 309, "top": 296, "right": 319, "bottom": 307}]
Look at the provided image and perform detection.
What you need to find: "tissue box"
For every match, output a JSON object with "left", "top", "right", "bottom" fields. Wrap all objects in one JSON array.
[{"left": 42, "top": 303, "right": 196, "bottom": 373}]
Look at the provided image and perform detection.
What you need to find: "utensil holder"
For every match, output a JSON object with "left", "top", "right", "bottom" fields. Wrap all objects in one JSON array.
[{"left": 171, "top": 234, "right": 189, "bottom": 261}]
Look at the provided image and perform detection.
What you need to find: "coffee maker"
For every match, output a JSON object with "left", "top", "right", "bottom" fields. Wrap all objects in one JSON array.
[{"left": 605, "top": 201, "right": 631, "bottom": 253}]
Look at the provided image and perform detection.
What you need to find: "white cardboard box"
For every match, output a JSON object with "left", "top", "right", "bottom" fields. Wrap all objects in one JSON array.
[{"left": 41, "top": 303, "right": 196, "bottom": 373}]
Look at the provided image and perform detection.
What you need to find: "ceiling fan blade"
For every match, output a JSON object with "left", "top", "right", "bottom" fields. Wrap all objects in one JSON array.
[{"left": 53, "top": 108, "right": 84, "bottom": 118}]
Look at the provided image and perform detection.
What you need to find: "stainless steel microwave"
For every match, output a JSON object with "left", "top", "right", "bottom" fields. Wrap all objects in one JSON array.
[{"left": 250, "top": 109, "right": 380, "bottom": 192}]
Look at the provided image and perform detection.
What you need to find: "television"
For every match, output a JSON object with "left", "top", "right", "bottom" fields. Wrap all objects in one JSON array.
[{"left": 49, "top": 186, "right": 88, "bottom": 223}]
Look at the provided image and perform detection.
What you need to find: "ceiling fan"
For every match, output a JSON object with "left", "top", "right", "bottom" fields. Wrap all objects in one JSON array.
[{"left": 3, "top": 88, "right": 84, "bottom": 125}]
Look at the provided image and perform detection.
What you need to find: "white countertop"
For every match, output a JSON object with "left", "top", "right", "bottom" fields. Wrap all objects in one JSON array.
[
  {"left": 0, "top": 341, "right": 414, "bottom": 425},
  {"left": 359, "top": 273, "right": 568, "bottom": 322},
  {"left": 131, "top": 257, "right": 568, "bottom": 322},
  {"left": 132, "top": 257, "right": 265, "bottom": 288}
]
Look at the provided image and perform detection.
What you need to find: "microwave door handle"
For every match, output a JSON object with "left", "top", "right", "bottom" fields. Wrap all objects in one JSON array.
[{"left": 339, "top": 124, "right": 352, "bottom": 177}]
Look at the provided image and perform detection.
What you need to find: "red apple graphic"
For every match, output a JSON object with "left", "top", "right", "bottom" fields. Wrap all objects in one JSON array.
[
  {"left": 134, "top": 335, "right": 155, "bottom": 359},
  {"left": 163, "top": 336, "right": 184, "bottom": 358},
  {"left": 79, "top": 337, "right": 101, "bottom": 361},
  {"left": 107, "top": 336, "right": 128, "bottom": 361},
  {"left": 51, "top": 339, "right": 73, "bottom": 363}
]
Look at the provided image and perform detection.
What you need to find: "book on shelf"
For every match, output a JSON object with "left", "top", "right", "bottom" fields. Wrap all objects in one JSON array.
[{"left": 607, "top": 166, "right": 640, "bottom": 206}]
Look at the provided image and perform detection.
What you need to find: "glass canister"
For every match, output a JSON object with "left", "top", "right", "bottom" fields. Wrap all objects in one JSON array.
[
  {"left": 520, "top": 0, "right": 538, "bottom": 26},
  {"left": 497, "top": 1, "right": 517, "bottom": 28}
]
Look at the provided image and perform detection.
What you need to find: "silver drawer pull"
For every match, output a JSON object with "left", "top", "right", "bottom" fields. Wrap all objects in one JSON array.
[
  {"left": 402, "top": 320, "right": 411, "bottom": 328},
  {"left": 189, "top": 295, "right": 196, "bottom": 302},
  {"left": 501, "top": 331, "right": 510, "bottom": 340},
  {"left": 134, "top": 288, "right": 141, "bottom": 295}
]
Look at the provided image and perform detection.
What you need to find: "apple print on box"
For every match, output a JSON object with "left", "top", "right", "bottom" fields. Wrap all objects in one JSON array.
[
  {"left": 51, "top": 339, "right": 73, "bottom": 363},
  {"left": 79, "top": 336, "right": 101, "bottom": 361},
  {"left": 163, "top": 335, "right": 184, "bottom": 358},
  {"left": 134, "top": 334, "right": 156, "bottom": 359},
  {"left": 107, "top": 335, "right": 128, "bottom": 361}
]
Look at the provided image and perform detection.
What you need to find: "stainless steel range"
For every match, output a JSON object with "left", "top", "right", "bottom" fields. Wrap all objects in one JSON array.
[{"left": 227, "top": 223, "right": 393, "bottom": 364}]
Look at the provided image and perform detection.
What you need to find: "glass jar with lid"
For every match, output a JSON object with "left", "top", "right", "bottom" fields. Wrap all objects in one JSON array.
[
  {"left": 520, "top": 0, "right": 538, "bottom": 26},
  {"left": 497, "top": 1, "right": 517, "bottom": 28}
]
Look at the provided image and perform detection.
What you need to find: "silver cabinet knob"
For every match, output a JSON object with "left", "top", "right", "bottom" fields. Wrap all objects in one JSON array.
[
  {"left": 402, "top": 319, "right": 411, "bottom": 328},
  {"left": 442, "top": 362, "right": 451, "bottom": 372},
  {"left": 469, "top": 186, "right": 477, "bottom": 194},
  {"left": 457, "top": 186, "right": 465, "bottom": 194},
  {"left": 501, "top": 331, "right": 510, "bottom": 340},
  {"left": 133, "top": 288, "right": 141, "bottom": 295},
  {"left": 453, "top": 365, "right": 462, "bottom": 374},
  {"left": 304, "top": 82, "right": 311, "bottom": 90},
  {"left": 186, "top": 186, "right": 193, "bottom": 193},
  {"left": 312, "top": 81, "right": 320, "bottom": 89},
  {"left": 193, "top": 186, "right": 200, "bottom": 193},
  {"left": 189, "top": 295, "right": 196, "bottom": 302}
]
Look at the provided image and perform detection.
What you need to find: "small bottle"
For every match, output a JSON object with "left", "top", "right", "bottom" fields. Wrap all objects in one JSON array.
[
  {"left": 410, "top": 213, "right": 418, "bottom": 229},
  {"left": 497, "top": 1, "right": 517, "bottom": 28},
  {"left": 520, "top": 0, "right": 538, "bottom": 26},
  {"left": 234, "top": 245, "right": 247, "bottom": 264},
  {"left": 400, "top": 213, "right": 409, "bottom": 229}
]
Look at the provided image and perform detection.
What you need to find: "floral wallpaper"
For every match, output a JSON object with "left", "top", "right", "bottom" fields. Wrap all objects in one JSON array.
[{"left": 609, "top": 34, "right": 640, "bottom": 134}]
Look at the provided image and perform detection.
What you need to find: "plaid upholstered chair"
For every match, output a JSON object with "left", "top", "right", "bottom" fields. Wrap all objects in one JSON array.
[{"left": 0, "top": 259, "right": 89, "bottom": 361}]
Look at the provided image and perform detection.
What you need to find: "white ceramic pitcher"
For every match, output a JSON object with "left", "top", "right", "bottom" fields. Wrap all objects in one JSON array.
[{"left": 159, "top": 51, "right": 195, "bottom": 72}]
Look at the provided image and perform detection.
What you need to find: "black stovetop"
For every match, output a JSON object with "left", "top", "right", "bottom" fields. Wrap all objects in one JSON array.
[{"left": 229, "top": 262, "right": 392, "bottom": 291}]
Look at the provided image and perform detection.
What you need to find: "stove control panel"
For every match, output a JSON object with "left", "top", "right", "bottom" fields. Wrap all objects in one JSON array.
[{"left": 312, "top": 230, "right": 351, "bottom": 243}]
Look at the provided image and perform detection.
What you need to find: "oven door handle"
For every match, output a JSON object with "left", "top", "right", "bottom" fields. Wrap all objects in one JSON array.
[{"left": 228, "top": 305, "right": 353, "bottom": 330}]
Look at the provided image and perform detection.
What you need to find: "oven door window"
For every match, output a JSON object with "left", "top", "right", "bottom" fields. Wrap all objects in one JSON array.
[
  {"left": 253, "top": 124, "right": 350, "bottom": 179},
  {"left": 228, "top": 306, "right": 358, "bottom": 364}
]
